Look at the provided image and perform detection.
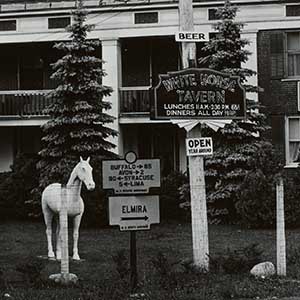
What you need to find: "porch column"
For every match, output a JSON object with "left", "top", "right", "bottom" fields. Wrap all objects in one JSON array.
[
  {"left": 241, "top": 31, "right": 258, "bottom": 101},
  {"left": 101, "top": 38, "right": 123, "bottom": 156}
]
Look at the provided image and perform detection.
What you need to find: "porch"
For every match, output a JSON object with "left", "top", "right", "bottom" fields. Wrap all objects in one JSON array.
[{"left": 0, "top": 87, "right": 152, "bottom": 118}]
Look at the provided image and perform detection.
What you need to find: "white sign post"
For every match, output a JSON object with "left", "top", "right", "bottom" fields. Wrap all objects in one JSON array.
[{"left": 276, "top": 177, "right": 286, "bottom": 276}]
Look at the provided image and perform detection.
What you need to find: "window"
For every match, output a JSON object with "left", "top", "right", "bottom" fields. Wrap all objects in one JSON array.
[
  {"left": 20, "top": 53, "right": 44, "bottom": 90},
  {"left": 287, "top": 32, "right": 300, "bottom": 77},
  {"left": 208, "top": 8, "right": 221, "bottom": 20},
  {"left": 122, "top": 38, "right": 150, "bottom": 87},
  {"left": 134, "top": 12, "right": 158, "bottom": 24},
  {"left": 286, "top": 117, "right": 300, "bottom": 165},
  {"left": 0, "top": 20, "right": 16, "bottom": 31},
  {"left": 286, "top": 5, "right": 300, "bottom": 17},
  {"left": 121, "top": 37, "right": 179, "bottom": 87},
  {"left": 48, "top": 17, "right": 70, "bottom": 29}
]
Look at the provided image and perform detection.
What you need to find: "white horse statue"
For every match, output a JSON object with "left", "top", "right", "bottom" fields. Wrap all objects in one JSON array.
[{"left": 41, "top": 157, "right": 95, "bottom": 260}]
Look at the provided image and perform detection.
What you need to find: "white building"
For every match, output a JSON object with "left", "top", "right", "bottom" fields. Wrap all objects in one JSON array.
[{"left": 0, "top": 0, "right": 299, "bottom": 172}]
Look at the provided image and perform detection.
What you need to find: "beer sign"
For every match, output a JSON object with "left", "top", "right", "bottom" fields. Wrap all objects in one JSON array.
[{"left": 175, "top": 31, "right": 209, "bottom": 42}]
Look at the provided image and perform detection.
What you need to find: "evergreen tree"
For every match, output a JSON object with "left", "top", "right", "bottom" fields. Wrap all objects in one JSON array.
[
  {"left": 38, "top": 0, "right": 117, "bottom": 189},
  {"left": 198, "top": 0, "right": 272, "bottom": 223}
]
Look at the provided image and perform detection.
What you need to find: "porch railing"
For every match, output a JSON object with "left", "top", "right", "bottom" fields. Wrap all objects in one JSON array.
[
  {"left": 0, "top": 87, "right": 152, "bottom": 117},
  {"left": 119, "top": 86, "right": 151, "bottom": 114},
  {"left": 0, "top": 90, "right": 52, "bottom": 117}
]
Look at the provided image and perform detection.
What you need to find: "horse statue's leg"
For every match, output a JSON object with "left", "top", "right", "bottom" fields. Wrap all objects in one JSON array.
[
  {"left": 55, "top": 216, "right": 62, "bottom": 260},
  {"left": 42, "top": 203, "right": 55, "bottom": 259},
  {"left": 72, "top": 213, "right": 83, "bottom": 260}
]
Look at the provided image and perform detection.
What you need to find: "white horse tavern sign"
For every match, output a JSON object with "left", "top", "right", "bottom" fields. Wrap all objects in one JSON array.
[{"left": 151, "top": 68, "right": 246, "bottom": 120}]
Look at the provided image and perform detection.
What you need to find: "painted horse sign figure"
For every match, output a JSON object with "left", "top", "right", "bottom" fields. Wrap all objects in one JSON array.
[{"left": 41, "top": 157, "right": 95, "bottom": 260}]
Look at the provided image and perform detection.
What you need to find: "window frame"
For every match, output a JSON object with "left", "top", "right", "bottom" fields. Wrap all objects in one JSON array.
[
  {"left": 207, "top": 8, "right": 221, "bottom": 21},
  {"left": 48, "top": 16, "right": 71, "bottom": 30},
  {"left": 134, "top": 12, "right": 159, "bottom": 25},
  {"left": 285, "top": 31, "right": 300, "bottom": 79},
  {"left": 286, "top": 4, "right": 300, "bottom": 17},
  {"left": 285, "top": 116, "right": 300, "bottom": 167},
  {"left": 0, "top": 19, "right": 17, "bottom": 32}
]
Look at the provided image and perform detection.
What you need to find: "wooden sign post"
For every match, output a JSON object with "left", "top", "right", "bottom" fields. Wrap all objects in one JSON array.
[
  {"left": 276, "top": 177, "right": 286, "bottom": 276},
  {"left": 49, "top": 186, "right": 78, "bottom": 284},
  {"left": 179, "top": 0, "right": 209, "bottom": 271},
  {"left": 60, "top": 186, "right": 69, "bottom": 276}
]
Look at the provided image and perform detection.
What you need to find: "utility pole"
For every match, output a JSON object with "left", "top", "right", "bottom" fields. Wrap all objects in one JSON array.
[{"left": 178, "top": 0, "right": 209, "bottom": 271}]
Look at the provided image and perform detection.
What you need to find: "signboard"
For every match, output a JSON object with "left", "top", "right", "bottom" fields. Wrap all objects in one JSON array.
[
  {"left": 109, "top": 195, "right": 160, "bottom": 231},
  {"left": 102, "top": 152, "right": 160, "bottom": 195},
  {"left": 186, "top": 137, "right": 213, "bottom": 156},
  {"left": 151, "top": 68, "right": 246, "bottom": 120},
  {"left": 175, "top": 31, "right": 209, "bottom": 42}
]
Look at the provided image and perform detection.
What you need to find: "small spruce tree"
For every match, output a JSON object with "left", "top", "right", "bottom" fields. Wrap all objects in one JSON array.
[
  {"left": 38, "top": 0, "right": 117, "bottom": 189},
  {"left": 198, "top": 0, "right": 272, "bottom": 223}
]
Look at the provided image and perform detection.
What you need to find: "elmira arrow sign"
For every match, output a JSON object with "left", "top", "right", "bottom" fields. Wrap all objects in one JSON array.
[
  {"left": 151, "top": 68, "right": 246, "bottom": 120},
  {"left": 109, "top": 195, "right": 160, "bottom": 231}
]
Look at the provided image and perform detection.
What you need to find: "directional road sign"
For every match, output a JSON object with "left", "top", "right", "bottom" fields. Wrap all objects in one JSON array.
[
  {"left": 102, "top": 152, "right": 160, "bottom": 195},
  {"left": 109, "top": 195, "right": 160, "bottom": 231}
]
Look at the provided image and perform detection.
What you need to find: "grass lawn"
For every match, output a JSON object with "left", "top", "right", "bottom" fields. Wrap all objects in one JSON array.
[{"left": 1, "top": 221, "right": 300, "bottom": 299}]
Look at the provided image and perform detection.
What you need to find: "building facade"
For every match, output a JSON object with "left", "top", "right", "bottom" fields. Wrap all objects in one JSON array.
[{"left": 0, "top": 0, "right": 299, "bottom": 172}]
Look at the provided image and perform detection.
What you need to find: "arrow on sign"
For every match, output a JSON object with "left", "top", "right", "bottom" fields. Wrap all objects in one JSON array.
[{"left": 121, "top": 216, "right": 149, "bottom": 221}]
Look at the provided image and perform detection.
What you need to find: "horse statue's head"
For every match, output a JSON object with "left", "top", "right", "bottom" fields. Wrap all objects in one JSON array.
[{"left": 75, "top": 157, "right": 95, "bottom": 191}]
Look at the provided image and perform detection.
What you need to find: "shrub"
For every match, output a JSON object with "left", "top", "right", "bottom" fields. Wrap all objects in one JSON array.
[
  {"left": 282, "top": 169, "right": 300, "bottom": 228},
  {"left": 233, "top": 142, "right": 283, "bottom": 228},
  {"left": 236, "top": 170, "right": 300, "bottom": 229},
  {"left": 235, "top": 170, "right": 276, "bottom": 228},
  {"left": 149, "top": 251, "right": 183, "bottom": 289},
  {"left": 209, "top": 243, "right": 263, "bottom": 274},
  {"left": 160, "top": 172, "right": 189, "bottom": 221},
  {"left": 0, "top": 153, "right": 39, "bottom": 220}
]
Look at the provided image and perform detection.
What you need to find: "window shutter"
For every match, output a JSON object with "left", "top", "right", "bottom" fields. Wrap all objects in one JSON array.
[{"left": 270, "top": 32, "right": 285, "bottom": 79}]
